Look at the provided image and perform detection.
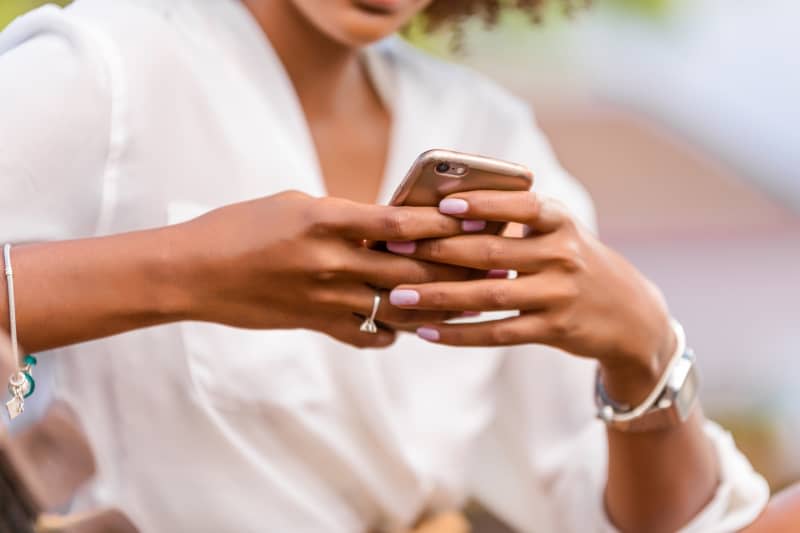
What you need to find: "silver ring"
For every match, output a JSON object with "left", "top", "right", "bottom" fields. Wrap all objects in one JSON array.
[{"left": 359, "top": 292, "right": 381, "bottom": 334}]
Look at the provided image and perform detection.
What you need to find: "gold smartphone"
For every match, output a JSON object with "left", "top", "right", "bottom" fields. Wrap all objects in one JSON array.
[{"left": 388, "top": 148, "right": 533, "bottom": 235}]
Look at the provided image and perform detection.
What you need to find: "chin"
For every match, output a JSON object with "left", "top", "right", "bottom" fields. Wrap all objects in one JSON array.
[{"left": 292, "top": 0, "right": 432, "bottom": 48}]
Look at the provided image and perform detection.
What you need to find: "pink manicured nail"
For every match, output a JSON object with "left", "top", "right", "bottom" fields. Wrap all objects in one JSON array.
[
  {"left": 462, "top": 219, "right": 487, "bottom": 232},
  {"left": 487, "top": 269, "right": 509, "bottom": 279},
  {"left": 416, "top": 327, "right": 440, "bottom": 342},
  {"left": 460, "top": 311, "right": 481, "bottom": 318},
  {"left": 439, "top": 198, "right": 469, "bottom": 215},
  {"left": 390, "top": 289, "right": 420, "bottom": 306},
  {"left": 386, "top": 241, "right": 416, "bottom": 254}
]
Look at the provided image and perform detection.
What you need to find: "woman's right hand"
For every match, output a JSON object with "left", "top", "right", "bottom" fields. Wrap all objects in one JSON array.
[{"left": 170, "top": 190, "right": 470, "bottom": 348}]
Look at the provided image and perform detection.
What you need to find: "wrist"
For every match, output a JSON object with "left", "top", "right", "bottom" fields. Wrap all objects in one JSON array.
[
  {"left": 150, "top": 224, "right": 200, "bottom": 322},
  {"left": 601, "top": 318, "right": 676, "bottom": 406}
]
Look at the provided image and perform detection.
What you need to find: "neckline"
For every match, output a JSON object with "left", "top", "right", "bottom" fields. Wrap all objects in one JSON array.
[{"left": 222, "top": 1, "right": 405, "bottom": 204}]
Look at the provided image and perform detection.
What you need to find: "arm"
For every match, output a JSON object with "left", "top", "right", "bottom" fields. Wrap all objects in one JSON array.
[
  {"left": 2, "top": 229, "right": 190, "bottom": 353},
  {"left": 1, "top": 193, "right": 474, "bottom": 353},
  {"left": 387, "top": 190, "right": 762, "bottom": 532},
  {"left": 743, "top": 484, "right": 800, "bottom": 533}
]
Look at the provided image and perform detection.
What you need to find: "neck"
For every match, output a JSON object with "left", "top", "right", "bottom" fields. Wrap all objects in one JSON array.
[{"left": 243, "top": 0, "right": 366, "bottom": 115}]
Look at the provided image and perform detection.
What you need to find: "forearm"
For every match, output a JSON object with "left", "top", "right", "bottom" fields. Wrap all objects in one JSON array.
[
  {"left": 603, "top": 362, "right": 719, "bottom": 532},
  {"left": 0, "top": 227, "right": 192, "bottom": 353}
]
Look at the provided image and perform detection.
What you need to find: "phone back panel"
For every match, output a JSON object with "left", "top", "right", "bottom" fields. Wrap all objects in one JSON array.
[
  {"left": 390, "top": 149, "right": 532, "bottom": 207},
  {"left": 389, "top": 149, "right": 533, "bottom": 236}
]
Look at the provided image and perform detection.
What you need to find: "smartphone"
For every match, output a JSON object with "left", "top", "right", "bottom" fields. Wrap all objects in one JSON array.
[{"left": 387, "top": 149, "right": 533, "bottom": 236}]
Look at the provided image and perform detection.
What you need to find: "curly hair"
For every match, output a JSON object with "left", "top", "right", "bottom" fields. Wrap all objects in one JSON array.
[{"left": 424, "top": 0, "right": 590, "bottom": 29}]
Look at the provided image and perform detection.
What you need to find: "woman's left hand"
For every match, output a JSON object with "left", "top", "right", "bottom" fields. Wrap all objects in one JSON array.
[{"left": 387, "top": 190, "right": 676, "bottom": 402}]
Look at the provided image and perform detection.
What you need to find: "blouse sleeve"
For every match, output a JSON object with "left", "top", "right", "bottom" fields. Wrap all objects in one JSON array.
[
  {"left": 0, "top": 5, "right": 112, "bottom": 244},
  {"left": 468, "top": 346, "right": 769, "bottom": 532}
]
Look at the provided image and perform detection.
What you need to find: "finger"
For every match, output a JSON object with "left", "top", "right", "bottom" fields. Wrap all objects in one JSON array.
[
  {"left": 389, "top": 277, "right": 565, "bottom": 312},
  {"left": 322, "top": 314, "right": 396, "bottom": 349},
  {"left": 350, "top": 246, "right": 474, "bottom": 287},
  {"left": 415, "top": 314, "right": 552, "bottom": 347},
  {"left": 316, "top": 198, "right": 463, "bottom": 241},
  {"left": 319, "top": 284, "right": 462, "bottom": 326},
  {"left": 438, "top": 191, "right": 567, "bottom": 234},
  {"left": 389, "top": 234, "right": 558, "bottom": 272}
]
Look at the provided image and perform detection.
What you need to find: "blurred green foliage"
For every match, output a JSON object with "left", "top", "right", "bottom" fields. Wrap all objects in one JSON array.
[
  {"left": 609, "top": 0, "right": 671, "bottom": 16},
  {"left": 1, "top": 0, "right": 70, "bottom": 30},
  {"left": 407, "top": 0, "right": 674, "bottom": 56},
  {"left": 2, "top": 0, "right": 670, "bottom": 31}
]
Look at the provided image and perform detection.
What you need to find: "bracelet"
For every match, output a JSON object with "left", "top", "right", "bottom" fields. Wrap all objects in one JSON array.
[
  {"left": 4, "top": 244, "right": 36, "bottom": 420},
  {"left": 595, "top": 319, "right": 698, "bottom": 432}
]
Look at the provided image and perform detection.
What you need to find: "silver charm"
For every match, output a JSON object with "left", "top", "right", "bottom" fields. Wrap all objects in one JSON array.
[
  {"left": 6, "top": 393, "right": 23, "bottom": 419},
  {"left": 5, "top": 372, "right": 26, "bottom": 419}
]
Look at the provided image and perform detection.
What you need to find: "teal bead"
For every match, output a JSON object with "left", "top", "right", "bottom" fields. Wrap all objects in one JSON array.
[
  {"left": 23, "top": 355, "right": 37, "bottom": 366},
  {"left": 22, "top": 372, "right": 35, "bottom": 399}
]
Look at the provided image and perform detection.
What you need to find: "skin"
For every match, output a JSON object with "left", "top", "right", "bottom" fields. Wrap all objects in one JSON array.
[
  {"left": 743, "top": 483, "right": 800, "bottom": 532},
  {"left": 0, "top": 0, "right": 727, "bottom": 531}
]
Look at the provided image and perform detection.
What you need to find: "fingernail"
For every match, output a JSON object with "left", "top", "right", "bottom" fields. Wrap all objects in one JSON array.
[
  {"left": 390, "top": 289, "right": 420, "bottom": 306},
  {"left": 386, "top": 241, "right": 416, "bottom": 254},
  {"left": 439, "top": 198, "right": 469, "bottom": 215},
  {"left": 460, "top": 311, "right": 481, "bottom": 317},
  {"left": 461, "top": 219, "right": 486, "bottom": 232},
  {"left": 416, "top": 327, "right": 440, "bottom": 342},
  {"left": 487, "top": 269, "right": 509, "bottom": 279}
]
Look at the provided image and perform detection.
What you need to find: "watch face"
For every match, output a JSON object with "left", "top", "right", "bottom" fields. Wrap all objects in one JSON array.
[{"left": 673, "top": 361, "right": 700, "bottom": 423}]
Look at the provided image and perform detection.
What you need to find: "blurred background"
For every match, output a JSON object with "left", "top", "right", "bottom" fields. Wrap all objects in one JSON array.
[{"left": 2, "top": 0, "right": 798, "bottom": 494}]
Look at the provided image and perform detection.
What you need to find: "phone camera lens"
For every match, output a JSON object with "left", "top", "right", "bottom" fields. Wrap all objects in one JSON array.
[{"left": 436, "top": 162, "right": 450, "bottom": 173}]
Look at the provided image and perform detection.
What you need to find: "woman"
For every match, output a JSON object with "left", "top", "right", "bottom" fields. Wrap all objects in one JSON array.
[{"left": 0, "top": 0, "right": 768, "bottom": 531}]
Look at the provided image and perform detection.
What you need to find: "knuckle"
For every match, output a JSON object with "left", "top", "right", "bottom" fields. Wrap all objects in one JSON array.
[
  {"left": 485, "top": 285, "right": 511, "bottom": 309},
  {"left": 483, "top": 239, "right": 507, "bottom": 269},
  {"left": 314, "top": 271, "right": 338, "bottom": 282},
  {"left": 436, "top": 213, "right": 457, "bottom": 234},
  {"left": 429, "top": 264, "right": 468, "bottom": 283},
  {"left": 426, "top": 288, "right": 447, "bottom": 308},
  {"left": 522, "top": 191, "right": 541, "bottom": 218},
  {"left": 310, "top": 287, "right": 338, "bottom": 305},
  {"left": 551, "top": 201, "right": 576, "bottom": 229},
  {"left": 277, "top": 189, "right": 311, "bottom": 202},
  {"left": 308, "top": 197, "right": 354, "bottom": 236},
  {"left": 548, "top": 312, "right": 575, "bottom": 340},
  {"left": 309, "top": 249, "right": 348, "bottom": 276},
  {"left": 475, "top": 194, "right": 495, "bottom": 215},
  {"left": 426, "top": 239, "right": 446, "bottom": 260},
  {"left": 490, "top": 323, "right": 518, "bottom": 345},
  {"left": 382, "top": 210, "right": 414, "bottom": 240},
  {"left": 555, "top": 279, "right": 581, "bottom": 302},
  {"left": 408, "top": 265, "right": 436, "bottom": 285},
  {"left": 553, "top": 246, "right": 584, "bottom": 273},
  {"left": 306, "top": 199, "right": 335, "bottom": 234}
]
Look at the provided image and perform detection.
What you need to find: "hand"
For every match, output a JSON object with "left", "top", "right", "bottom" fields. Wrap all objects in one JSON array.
[
  {"left": 386, "top": 190, "right": 675, "bottom": 402},
  {"left": 168, "top": 190, "right": 471, "bottom": 348}
]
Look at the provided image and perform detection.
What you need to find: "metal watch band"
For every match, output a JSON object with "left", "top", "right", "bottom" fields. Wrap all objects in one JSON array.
[{"left": 595, "top": 320, "right": 700, "bottom": 433}]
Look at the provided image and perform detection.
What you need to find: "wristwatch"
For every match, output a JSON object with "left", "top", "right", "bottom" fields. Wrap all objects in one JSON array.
[{"left": 595, "top": 320, "right": 699, "bottom": 433}]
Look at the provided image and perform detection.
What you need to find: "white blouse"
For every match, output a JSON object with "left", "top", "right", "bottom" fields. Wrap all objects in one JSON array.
[{"left": 0, "top": 1, "right": 768, "bottom": 532}]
